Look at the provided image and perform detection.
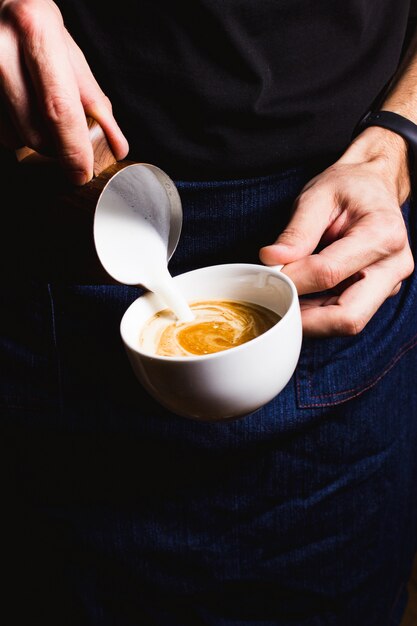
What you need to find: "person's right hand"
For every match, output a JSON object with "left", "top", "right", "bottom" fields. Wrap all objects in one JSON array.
[{"left": 0, "top": 0, "right": 129, "bottom": 184}]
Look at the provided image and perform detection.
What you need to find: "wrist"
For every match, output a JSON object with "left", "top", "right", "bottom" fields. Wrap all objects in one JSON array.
[
  {"left": 342, "top": 125, "right": 411, "bottom": 203},
  {"left": 382, "top": 97, "right": 417, "bottom": 125}
]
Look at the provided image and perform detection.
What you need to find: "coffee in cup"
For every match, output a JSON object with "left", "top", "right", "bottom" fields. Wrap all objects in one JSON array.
[{"left": 139, "top": 299, "right": 281, "bottom": 357}]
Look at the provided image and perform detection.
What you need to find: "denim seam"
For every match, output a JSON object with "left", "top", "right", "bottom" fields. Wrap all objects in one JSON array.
[
  {"left": 47, "top": 283, "right": 64, "bottom": 418},
  {"left": 309, "top": 332, "right": 417, "bottom": 398},
  {"left": 297, "top": 333, "right": 417, "bottom": 408},
  {"left": 174, "top": 166, "right": 301, "bottom": 189}
]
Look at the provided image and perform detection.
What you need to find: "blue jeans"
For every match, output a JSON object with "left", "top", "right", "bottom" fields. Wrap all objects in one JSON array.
[{"left": 2, "top": 164, "right": 417, "bottom": 626}]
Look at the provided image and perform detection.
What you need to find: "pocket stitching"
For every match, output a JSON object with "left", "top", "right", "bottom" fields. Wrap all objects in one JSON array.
[{"left": 297, "top": 332, "right": 417, "bottom": 408}]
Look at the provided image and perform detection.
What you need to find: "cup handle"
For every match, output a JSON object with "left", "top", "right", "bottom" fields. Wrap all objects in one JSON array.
[
  {"left": 15, "top": 116, "right": 117, "bottom": 178},
  {"left": 271, "top": 264, "right": 284, "bottom": 272}
]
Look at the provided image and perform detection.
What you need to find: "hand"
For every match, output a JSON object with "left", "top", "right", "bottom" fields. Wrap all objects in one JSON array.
[
  {"left": 259, "top": 126, "right": 415, "bottom": 337},
  {"left": 0, "top": 0, "right": 129, "bottom": 184}
]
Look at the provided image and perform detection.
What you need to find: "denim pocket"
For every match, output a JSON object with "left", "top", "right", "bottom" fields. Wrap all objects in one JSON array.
[{"left": 295, "top": 200, "right": 417, "bottom": 408}]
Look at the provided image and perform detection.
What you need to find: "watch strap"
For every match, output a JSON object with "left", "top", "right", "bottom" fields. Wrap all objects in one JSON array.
[{"left": 353, "top": 109, "right": 417, "bottom": 165}]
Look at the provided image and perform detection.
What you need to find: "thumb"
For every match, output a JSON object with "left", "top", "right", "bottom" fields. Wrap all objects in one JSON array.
[{"left": 259, "top": 189, "right": 335, "bottom": 265}]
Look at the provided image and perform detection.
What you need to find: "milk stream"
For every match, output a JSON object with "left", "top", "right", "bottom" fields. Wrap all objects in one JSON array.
[
  {"left": 134, "top": 225, "right": 194, "bottom": 321},
  {"left": 113, "top": 207, "right": 194, "bottom": 322},
  {"left": 149, "top": 269, "right": 195, "bottom": 323}
]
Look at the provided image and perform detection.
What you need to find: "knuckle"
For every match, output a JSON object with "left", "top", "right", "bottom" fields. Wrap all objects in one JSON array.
[
  {"left": 391, "top": 250, "right": 414, "bottom": 283},
  {"left": 386, "top": 227, "right": 407, "bottom": 254},
  {"left": 59, "top": 145, "right": 90, "bottom": 169},
  {"left": 44, "top": 93, "right": 74, "bottom": 125},
  {"left": 313, "top": 257, "right": 342, "bottom": 290},
  {"left": 402, "top": 252, "right": 415, "bottom": 278},
  {"left": 82, "top": 95, "right": 101, "bottom": 112},
  {"left": 380, "top": 214, "right": 408, "bottom": 254},
  {"left": 278, "top": 225, "right": 309, "bottom": 249},
  {"left": 3, "top": 0, "right": 63, "bottom": 55},
  {"left": 83, "top": 92, "right": 111, "bottom": 113},
  {"left": 293, "top": 185, "right": 325, "bottom": 211},
  {"left": 2, "top": 0, "right": 46, "bottom": 36},
  {"left": 102, "top": 93, "right": 112, "bottom": 110},
  {"left": 338, "top": 313, "right": 366, "bottom": 336},
  {"left": 390, "top": 283, "right": 402, "bottom": 297}
]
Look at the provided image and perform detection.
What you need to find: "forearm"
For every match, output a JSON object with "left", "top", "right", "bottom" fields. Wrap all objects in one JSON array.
[
  {"left": 340, "top": 25, "right": 417, "bottom": 205},
  {"left": 382, "top": 27, "right": 417, "bottom": 123}
]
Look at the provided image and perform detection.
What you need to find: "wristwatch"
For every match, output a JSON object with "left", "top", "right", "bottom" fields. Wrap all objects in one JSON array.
[{"left": 352, "top": 109, "right": 417, "bottom": 167}]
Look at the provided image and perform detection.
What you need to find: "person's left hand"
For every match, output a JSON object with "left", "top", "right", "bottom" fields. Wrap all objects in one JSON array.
[{"left": 259, "top": 126, "right": 415, "bottom": 337}]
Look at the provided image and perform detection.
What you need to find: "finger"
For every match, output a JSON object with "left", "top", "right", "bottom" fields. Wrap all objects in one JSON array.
[
  {"left": 66, "top": 33, "right": 129, "bottom": 160},
  {"left": 281, "top": 215, "right": 405, "bottom": 296},
  {"left": 299, "top": 258, "right": 403, "bottom": 337},
  {"left": 0, "top": 28, "right": 46, "bottom": 151},
  {"left": 23, "top": 18, "right": 93, "bottom": 184},
  {"left": 259, "top": 186, "right": 337, "bottom": 265},
  {"left": 299, "top": 294, "right": 339, "bottom": 311}
]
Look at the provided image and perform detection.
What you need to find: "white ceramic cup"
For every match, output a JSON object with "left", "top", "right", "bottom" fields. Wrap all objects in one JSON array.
[{"left": 120, "top": 262, "right": 302, "bottom": 421}]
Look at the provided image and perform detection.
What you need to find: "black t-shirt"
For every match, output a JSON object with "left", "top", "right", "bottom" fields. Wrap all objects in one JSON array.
[{"left": 56, "top": 1, "right": 411, "bottom": 180}]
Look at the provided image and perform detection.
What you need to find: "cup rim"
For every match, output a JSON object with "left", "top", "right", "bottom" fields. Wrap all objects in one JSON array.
[{"left": 120, "top": 262, "right": 299, "bottom": 363}]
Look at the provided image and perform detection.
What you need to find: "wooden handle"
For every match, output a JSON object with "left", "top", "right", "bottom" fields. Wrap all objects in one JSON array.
[{"left": 15, "top": 116, "right": 117, "bottom": 177}]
